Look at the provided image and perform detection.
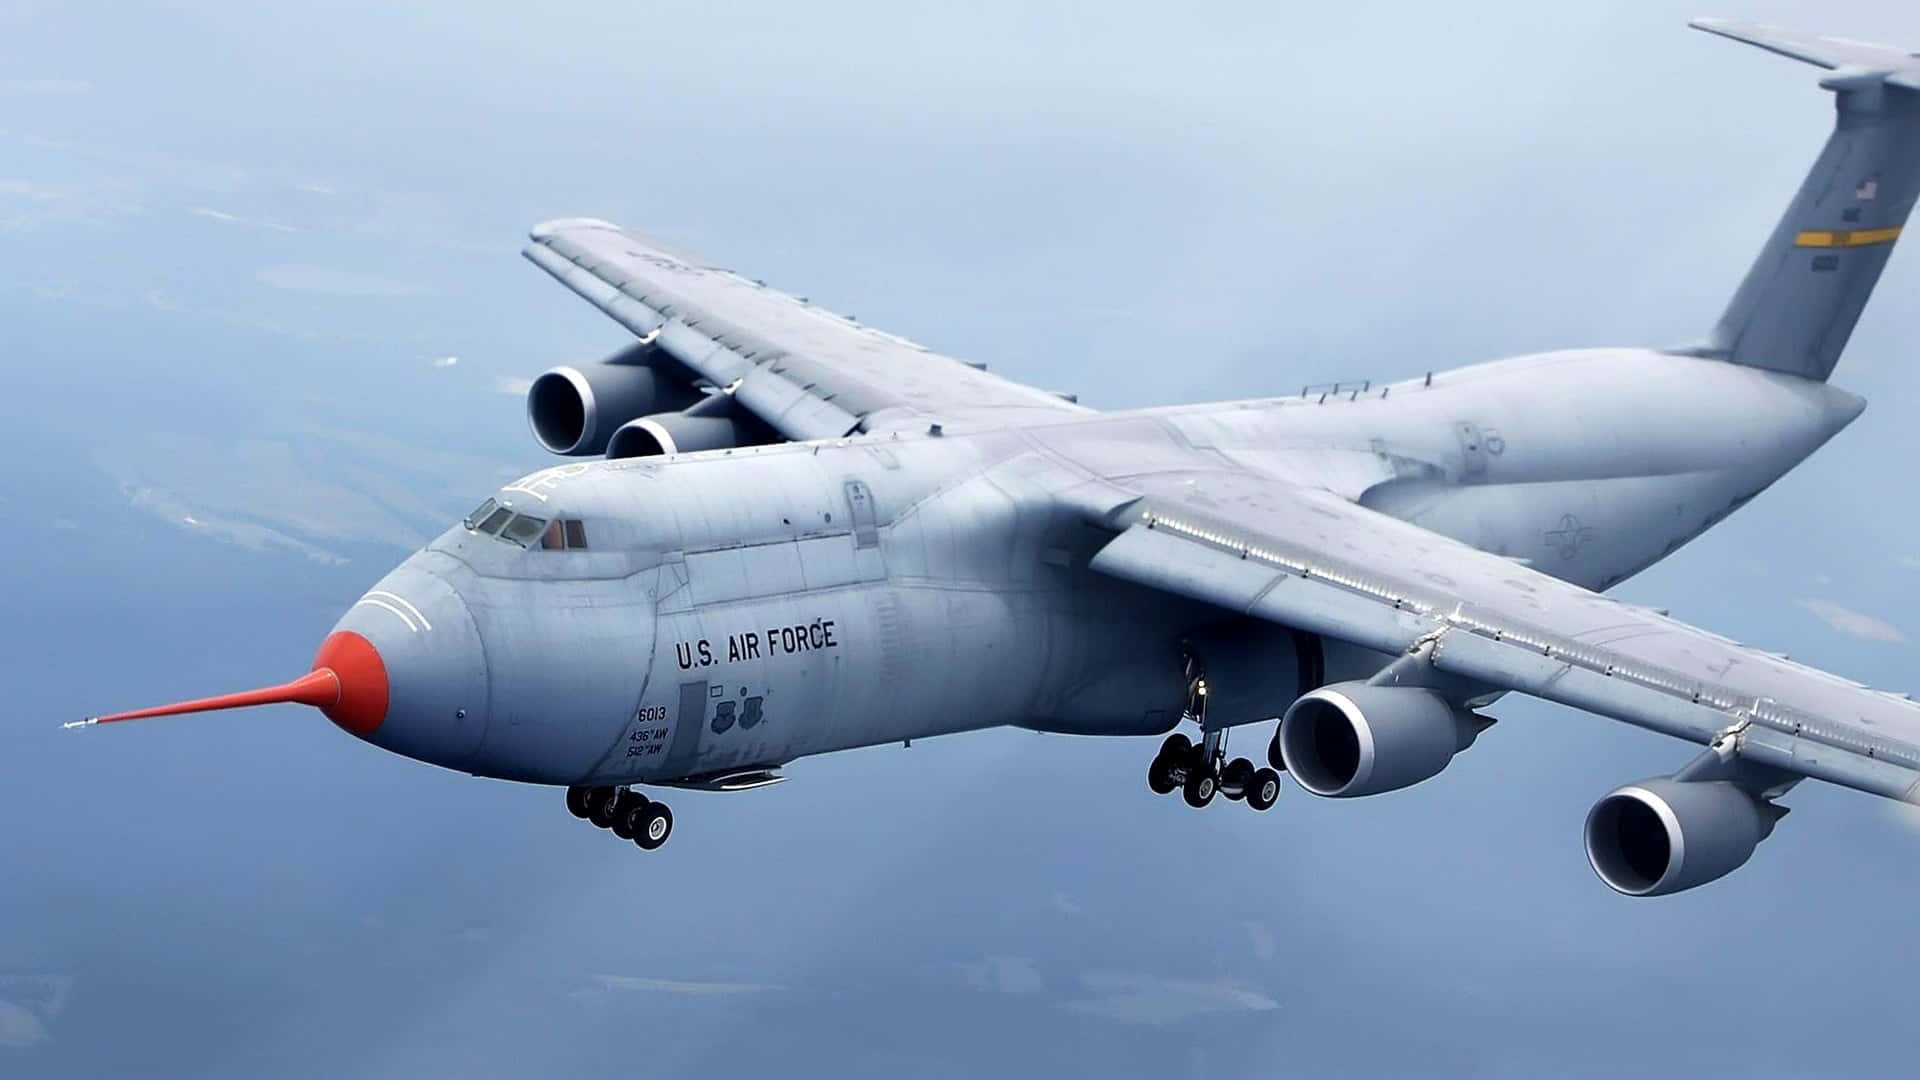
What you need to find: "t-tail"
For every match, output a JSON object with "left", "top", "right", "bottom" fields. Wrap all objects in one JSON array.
[{"left": 1688, "top": 19, "right": 1920, "bottom": 381}]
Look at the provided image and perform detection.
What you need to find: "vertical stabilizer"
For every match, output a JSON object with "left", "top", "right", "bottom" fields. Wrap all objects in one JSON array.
[{"left": 1693, "top": 19, "right": 1920, "bottom": 381}]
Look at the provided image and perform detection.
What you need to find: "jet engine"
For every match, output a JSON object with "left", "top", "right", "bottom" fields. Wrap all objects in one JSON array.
[
  {"left": 526, "top": 342, "right": 701, "bottom": 456},
  {"left": 1583, "top": 778, "right": 1784, "bottom": 897},
  {"left": 1275, "top": 682, "right": 1485, "bottom": 797},
  {"left": 605, "top": 411, "right": 750, "bottom": 459}
]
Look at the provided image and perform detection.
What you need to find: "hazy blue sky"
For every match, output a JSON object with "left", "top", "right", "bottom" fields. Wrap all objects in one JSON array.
[{"left": 6, "top": 1, "right": 1920, "bottom": 1076}]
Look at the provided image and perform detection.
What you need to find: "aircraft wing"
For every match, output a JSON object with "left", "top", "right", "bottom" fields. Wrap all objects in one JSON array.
[
  {"left": 524, "top": 218, "right": 1088, "bottom": 440},
  {"left": 1073, "top": 468, "right": 1920, "bottom": 803}
]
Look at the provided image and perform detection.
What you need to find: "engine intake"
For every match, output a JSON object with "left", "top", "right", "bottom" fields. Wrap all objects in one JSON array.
[
  {"left": 525, "top": 343, "right": 699, "bottom": 455},
  {"left": 1584, "top": 779, "right": 1781, "bottom": 897},
  {"left": 606, "top": 411, "right": 749, "bottom": 459},
  {"left": 1276, "top": 682, "right": 1483, "bottom": 797}
]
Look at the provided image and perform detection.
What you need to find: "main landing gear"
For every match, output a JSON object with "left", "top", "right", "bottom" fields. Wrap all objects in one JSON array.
[
  {"left": 567, "top": 785, "right": 673, "bottom": 850},
  {"left": 1147, "top": 659, "right": 1280, "bottom": 812},
  {"left": 1148, "top": 732, "right": 1282, "bottom": 811}
]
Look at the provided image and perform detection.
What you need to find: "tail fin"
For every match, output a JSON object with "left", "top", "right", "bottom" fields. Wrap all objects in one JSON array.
[{"left": 1691, "top": 19, "right": 1920, "bottom": 381}]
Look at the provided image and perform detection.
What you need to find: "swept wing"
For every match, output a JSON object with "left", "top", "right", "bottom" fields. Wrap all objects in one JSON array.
[
  {"left": 1070, "top": 469, "right": 1920, "bottom": 803},
  {"left": 524, "top": 218, "right": 1087, "bottom": 441}
]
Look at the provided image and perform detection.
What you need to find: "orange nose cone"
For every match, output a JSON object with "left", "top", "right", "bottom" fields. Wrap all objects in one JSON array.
[{"left": 312, "top": 631, "right": 389, "bottom": 735}]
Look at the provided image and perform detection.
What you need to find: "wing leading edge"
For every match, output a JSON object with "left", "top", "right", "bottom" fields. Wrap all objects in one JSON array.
[
  {"left": 1072, "top": 473, "right": 1920, "bottom": 804},
  {"left": 524, "top": 219, "right": 1087, "bottom": 440}
]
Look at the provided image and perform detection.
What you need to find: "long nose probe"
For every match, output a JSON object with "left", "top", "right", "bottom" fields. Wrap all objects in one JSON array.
[{"left": 70, "top": 630, "right": 390, "bottom": 735}]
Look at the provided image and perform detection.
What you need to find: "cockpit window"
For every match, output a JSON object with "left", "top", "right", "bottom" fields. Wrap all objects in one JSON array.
[
  {"left": 463, "top": 498, "right": 498, "bottom": 530},
  {"left": 499, "top": 514, "right": 548, "bottom": 547},
  {"left": 539, "top": 518, "right": 590, "bottom": 551},
  {"left": 477, "top": 506, "right": 513, "bottom": 535}
]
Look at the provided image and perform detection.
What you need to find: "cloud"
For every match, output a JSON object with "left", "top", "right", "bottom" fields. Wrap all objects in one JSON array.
[
  {"left": 1797, "top": 599, "right": 1909, "bottom": 645},
  {"left": 0, "top": 1000, "right": 48, "bottom": 1047},
  {"left": 0, "top": 974, "right": 72, "bottom": 1046},
  {"left": 1064, "top": 972, "right": 1278, "bottom": 1025},
  {"left": 429, "top": 355, "right": 459, "bottom": 368},
  {"left": 95, "top": 427, "right": 504, "bottom": 556},
  {"left": 578, "top": 975, "right": 783, "bottom": 1001},
  {"left": 958, "top": 954, "right": 1044, "bottom": 996},
  {"left": 1245, "top": 921, "right": 1277, "bottom": 961},
  {"left": 294, "top": 181, "right": 336, "bottom": 195},
  {"left": 255, "top": 265, "right": 427, "bottom": 297},
  {"left": 0, "top": 176, "right": 141, "bottom": 229},
  {"left": 128, "top": 485, "right": 349, "bottom": 566},
  {"left": 494, "top": 375, "right": 534, "bottom": 396},
  {"left": 0, "top": 78, "right": 90, "bottom": 96},
  {"left": 190, "top": 206, "right": 297, "bottom": 233},
  {"left": 1048, "top": 890, "right": 1084, "bottom": 917}
]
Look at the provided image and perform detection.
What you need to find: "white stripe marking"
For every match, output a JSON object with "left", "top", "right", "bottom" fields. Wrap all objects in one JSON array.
[
  {"left": 353, "top": 597, "right": 419, "bottom": 632},
  {"left": 367, "top": 590, "right": 432, "bottom": 631}
]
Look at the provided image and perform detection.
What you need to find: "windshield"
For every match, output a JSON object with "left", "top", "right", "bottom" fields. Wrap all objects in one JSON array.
[
  {"left": 498, "top": 513, "right": 548, "bottom": 547},
  {"left": 461, "top": 499, "right": 589, "bottom": 551},
  {"left": 462, "top": 498, "right": 498, "bottom": 530},
  {"left": 540, "top": 519, "right": 591, "bottom": 550}
]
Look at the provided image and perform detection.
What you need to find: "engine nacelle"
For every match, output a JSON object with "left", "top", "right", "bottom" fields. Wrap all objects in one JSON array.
[
  {"left": 1276, "top": 682, "right": 1481, "bottom": 797},
  {"left": 1584, "top": 779, "right": 1780, "bottom": 897},
  {"left": 525, "top": 343, "right": 700, "bottom": 456},
  {"left": 605, "top": 411, "right": 749, "bottom": 459}
]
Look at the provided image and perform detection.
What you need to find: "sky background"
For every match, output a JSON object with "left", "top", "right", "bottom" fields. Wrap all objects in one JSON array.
[{"left": 6, "top": 1, "right": 1920, "bottom": 1075}]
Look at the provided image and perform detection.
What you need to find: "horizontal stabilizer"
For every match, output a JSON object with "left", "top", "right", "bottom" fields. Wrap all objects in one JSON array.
[{"left": 1690, "top": 19, "right": 1920, "bottom": 90}]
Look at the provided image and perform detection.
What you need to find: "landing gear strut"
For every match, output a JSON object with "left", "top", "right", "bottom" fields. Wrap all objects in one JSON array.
[
  {"left": 1144, "top": 663, "right": 1281, "bottom": 812},
  {"left": 568, "top": 785, "right": 674, "bottom": 850}
]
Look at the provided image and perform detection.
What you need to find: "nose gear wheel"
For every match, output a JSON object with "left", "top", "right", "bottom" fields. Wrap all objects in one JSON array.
[{"left": 569, "top": 785, "right": 675, "bottom": 850}]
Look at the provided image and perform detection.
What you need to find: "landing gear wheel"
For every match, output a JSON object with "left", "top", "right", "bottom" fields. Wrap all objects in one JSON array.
[
  {"left": 565, "top": 786, "right": 591, "bottom": 819},
  {"left": 1246, "top": 767, "right": 1282, "bottom": 811},
  {"left": 634, "top": 802, "right": 673, "bottom": 850},
  {"left": 610, "top": 792, "right": 648, "bottom": 839},
  {"left": 1159, "top": 732, "right": 1193, "bottom": 761},
  {"left": 1147, "top": 754, "right": 1178, "bottom": 795},
  {"left": 1221, "top": 757, "right": 1255, "bottom": 801},
  {"left": 1267, "top": 732, "right": 1286, "bottom": 772},
  {"left": 1182, "top": 766, "right": 1217, "bottom": 809},
  {"left": 586, "top": 787, "right": 622, "bottom": 828}
]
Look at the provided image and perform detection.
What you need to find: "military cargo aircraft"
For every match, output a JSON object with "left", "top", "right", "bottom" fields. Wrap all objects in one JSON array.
[{"left": 74, "top": 21, "right": 1920, "bottom": 894}]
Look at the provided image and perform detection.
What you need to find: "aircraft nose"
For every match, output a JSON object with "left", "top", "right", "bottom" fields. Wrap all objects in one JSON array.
[{"left": 326, "top": 556, "right": 490, "bottom": 769}]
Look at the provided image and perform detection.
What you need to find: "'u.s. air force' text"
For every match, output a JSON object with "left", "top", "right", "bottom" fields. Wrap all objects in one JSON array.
[{"left": 675, "top": 618, "right": 839, "bottom": 670}]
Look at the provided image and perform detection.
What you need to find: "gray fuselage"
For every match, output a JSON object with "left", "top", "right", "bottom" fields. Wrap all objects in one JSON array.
[{"left": 333, "top": 347, "right": 1863, "bottom": 785}]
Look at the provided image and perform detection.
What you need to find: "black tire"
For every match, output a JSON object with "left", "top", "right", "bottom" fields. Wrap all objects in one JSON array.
[
  {"left": 635, "top": 802, "right": 673, "bottom": 850},
  {"left": 1267, "top": 732, "right": 1286, "bottom": 772},
  {"left": 1221, "top": 757, "right": 1255, "bottom": 801},
  {"left": 610, "top": 792, "right": 647, "bottom": 839},
  {"left": 1182, "top": 767, "right": 1217, "bottom": 809},
  {"left": 1159, "top": 732, "right": 1193, "bottom": 762},
  {"left": 1147, "top": 754, "right": 1178, "bottom": 795},
  {"left": 565, "top": 786, "right": 591, "bottom": 819},
  {"left": 587, "top": 787, "right": 622, "bottom": 828},
  {"left": 1246, "top": 767, "right": 1282, "bottom": 811}
]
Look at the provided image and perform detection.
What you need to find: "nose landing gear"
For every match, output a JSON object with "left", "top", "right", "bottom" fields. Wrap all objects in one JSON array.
[{"left": 567, "top": 785, "right": 674, "bottom": 850}]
